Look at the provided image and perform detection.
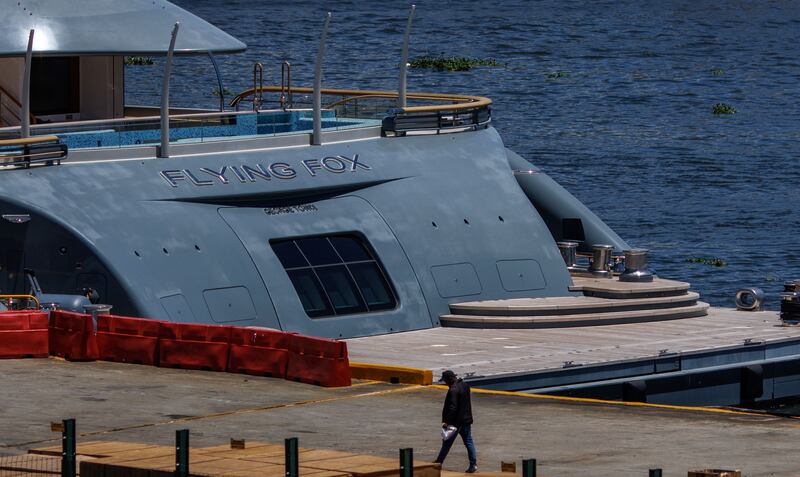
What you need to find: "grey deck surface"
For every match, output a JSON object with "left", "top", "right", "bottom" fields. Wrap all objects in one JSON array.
[{"left": 347, "top": 307, "right": 800, "bottom": 379}]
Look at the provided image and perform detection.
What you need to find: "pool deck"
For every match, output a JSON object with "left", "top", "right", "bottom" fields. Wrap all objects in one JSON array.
[
  {"left": 347, "top": 307, "right": 800, "bottom": 382},
  {"left": 1, "top": 358, "right": 799, "bottom": 476}
]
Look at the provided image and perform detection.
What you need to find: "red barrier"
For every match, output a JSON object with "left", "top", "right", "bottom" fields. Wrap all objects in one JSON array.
[
  {"left": 96, "top": 315, "right": 164, "bottom": 366},
  {"left": 0, "top": 312, "right": 49, "bottom": 358},
  {"left": 49, "top": 311, "right": 98, "bottom": 361},
  {"left": 228, "top": 328, "right": 291, "bottom": 378},
  {"left": 158, "top": 322, "right": 231, "bottom": 371},
  {"left": 286, "top": 334, "right": 351, "bottom": 387}
]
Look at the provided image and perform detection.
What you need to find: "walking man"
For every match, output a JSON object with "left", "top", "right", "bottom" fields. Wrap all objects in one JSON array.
[{"left": 434, "top": 370, "right": 477, "bottom": 473}]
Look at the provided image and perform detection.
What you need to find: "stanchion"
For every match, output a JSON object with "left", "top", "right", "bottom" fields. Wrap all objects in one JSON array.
[
  {"left": 175, "top": 429, "right": 189, "bottom": 477},
  {"left": 399, "top": 448, "right": 413, "bottom": 477},
  {"left": 522, "top": 458, "right": 537, "bottom": 477},
  {"left": 285, "top": 437, "right": 298, "bottom": 477},
  {"left": 61, "top": 419, "right": 76, "bottom": 477}
]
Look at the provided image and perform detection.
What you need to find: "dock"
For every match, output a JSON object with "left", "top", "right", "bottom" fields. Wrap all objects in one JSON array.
[
  {"left": 347, "top": 276, "right": 800, "bottom": 405},
  {"left": 0, "top": 359, "right": 798, "bottom": 476}
]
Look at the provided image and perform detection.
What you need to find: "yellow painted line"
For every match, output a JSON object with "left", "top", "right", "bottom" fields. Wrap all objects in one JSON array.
[
  {"left": 428, "top": 385, "right": 787, "bottom": 418},
  {"left": 350, "top": 361, "right": 433, "bottom": 385}
]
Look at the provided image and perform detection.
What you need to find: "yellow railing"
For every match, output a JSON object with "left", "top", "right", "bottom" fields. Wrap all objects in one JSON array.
[
  {"left": 0, "top": 294, "right": 41, "bottom": 310},
  {"left": 229, "top": 86, "right": 491, "bottom": 113}
]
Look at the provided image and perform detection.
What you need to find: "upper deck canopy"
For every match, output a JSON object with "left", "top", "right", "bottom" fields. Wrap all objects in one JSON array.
[{"left": 0, "top": 0, "right": 246, "bottom": 57}]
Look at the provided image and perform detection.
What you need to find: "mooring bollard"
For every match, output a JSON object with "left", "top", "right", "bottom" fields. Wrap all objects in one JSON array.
[
  {"left": 61, "top": 418, "right": 76, "bottom": 477},
  {"left": 399, "top": 448, "right": 413, "bottom": 477},
  {"left": 588, "top": 244, "right": 614, "bottom": 278},
  {"left": 285, "top": 437, "right": 299, "bottom": 477},
  {"left": 557, "top": 241, "right": 579, "bottom": 270},
  {"left": 175, "top": 429, "right": 189, "bottom": 477},
  {"left": 648, "top": 469, "right": 662, "bottom": 477},
  {"left": 522, "top": 458, "right": 536, "bottom": 477}
]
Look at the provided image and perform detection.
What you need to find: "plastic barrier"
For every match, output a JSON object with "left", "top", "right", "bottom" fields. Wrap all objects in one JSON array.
[
  {"left": 158, "top": 322, "right": 232, "bottom": 371},
  {"left": 228, "top": 328, "right": 292, "bottom": 378},
  {"left": 96, "top": 315, "right": 164, "bottom": 366},
  {"left": 49, "top": 311, "right": 98, "bottom": 361},
  {"left": 0, "top": 312, "right": 49, "bottom": 358},
  {"left": 286, "top": 334, "right": 351, "bottom": 387}
]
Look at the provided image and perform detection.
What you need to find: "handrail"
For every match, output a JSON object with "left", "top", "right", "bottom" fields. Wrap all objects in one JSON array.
[
  {"left": 229, "top": 86, "right": 492, "bottom": 113},
  {"left": 0, "top": 135, "right": 59, "bottom": 147},
  {"left": 0, "top": 294, "right": 41, "bottom": 310},
  {"left": 0, "top": 84, "right": 36, "bottom": 126}
]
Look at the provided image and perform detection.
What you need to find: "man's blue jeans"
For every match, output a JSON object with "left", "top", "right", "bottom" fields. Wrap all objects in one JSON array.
[{"left": 435, "top": 424, "right": 477, "bottom": 467}]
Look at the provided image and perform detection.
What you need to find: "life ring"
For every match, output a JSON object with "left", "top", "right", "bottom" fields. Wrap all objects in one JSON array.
[{"left": 735, "top": 288, "right": 765, "bottom": 311}]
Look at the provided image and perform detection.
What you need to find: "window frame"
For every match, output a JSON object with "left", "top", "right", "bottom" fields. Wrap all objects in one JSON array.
[{"left": 271, "top": 233, "right": 398, "bottom": 319}]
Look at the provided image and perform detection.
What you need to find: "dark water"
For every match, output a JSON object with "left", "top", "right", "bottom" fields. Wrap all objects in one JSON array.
[{"left": 128, "top": 0, "right": 800, "bottom": 309}]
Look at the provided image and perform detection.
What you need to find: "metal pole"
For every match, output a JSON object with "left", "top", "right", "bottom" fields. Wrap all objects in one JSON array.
[
  {"left": 61, "top": 418, "right": 76, "bottom": 477},
  {"left": 208, "top": 52, "right": 225, "bottom": 112},
  {"left": 20, "top": 29, "right": 34, "bottom": 138},
  {"left": 312, "top": 12, "right": 331, "bottom": 146},
  {"left": 285, "top": 437, "right": 299, "bottom": 477},
  {"left": 159, "top": 22, "right": 180, "bottom": 159},
  {"left": 522, "top": 459, "right": 536, "bottom": 477},
  {"left": 397, "top": 5, "right": 416, "bottom": 109},
  {"left": 175, "top": 429, "right": 189, "bottom": 477},
  {"left": 399, "top": 448, "right": 413, "bottom": 477}
]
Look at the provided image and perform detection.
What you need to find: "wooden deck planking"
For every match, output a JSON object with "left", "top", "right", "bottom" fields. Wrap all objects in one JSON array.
[{"left": 347, "top": 308, "right": 800, "bottom": 379}]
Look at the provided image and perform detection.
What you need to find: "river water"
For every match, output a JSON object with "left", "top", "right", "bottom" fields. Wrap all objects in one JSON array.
[{"left": 126, "top": 0, "right": 800, "bottom": 309}]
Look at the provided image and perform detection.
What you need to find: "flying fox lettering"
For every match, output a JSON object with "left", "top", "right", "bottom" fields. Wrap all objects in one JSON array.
[{"left": 159, "top": 154, "right": 368, "bottom": 187}]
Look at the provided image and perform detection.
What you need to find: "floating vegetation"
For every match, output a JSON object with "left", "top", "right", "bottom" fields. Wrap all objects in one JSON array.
[
  {"left": 409, "top": 56, "right": 502, "bottom": 72},
  {"left": 212, "top": 87, "right": 234, "bottom": 97},
  {"left": 686, "top": 257, "right": 727, "bottom": 267},
  {"left": 545, "top": 71, "right": 569, "bottom": 79},
  {"left": 710, "top": 67, "right": 725, "bottom": 76},
  {"left": 124, "top": 56, "right": 154, "bottom": 66},
  {"left": 712, "top": 102, "right": 736, "bottom": 115}
]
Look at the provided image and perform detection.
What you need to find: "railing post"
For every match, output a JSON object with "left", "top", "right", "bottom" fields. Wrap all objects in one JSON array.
[
  {"left": 61, "top": 418, "right": 76, "bottom": 477},
  {"left": 175, "top": 429, "right": 189, "bottom": 477},
  {"left": 208, "top": 52, "right": 225, "bottom": 112},
  {"left": 648, "top": 469, "right": 662, "bottom": 477},
  {"left": 397, "top": 5, "right": 416, "bottom": 109},
  {"left": 399, "top": 448, "right": 413, "bottom": 477},
  {"left": 20, "top": 29, "right": 34, "bottom": 138},
  {"left": 285, "top": 437, "right": 299, "bottom": 477},
  {"left": 522, "top": 458, "right": 536, "bottom": 477},
  {"left": 312, "top": 12, "right": 332, "bottom": 146},
  {"left": 159, "top": 22, "right": 180, "bottom": 159}
]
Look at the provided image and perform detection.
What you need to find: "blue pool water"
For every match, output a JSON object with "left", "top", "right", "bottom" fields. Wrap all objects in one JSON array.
[{"left": 125, "top": 0, "right": 800, "bottom": 310}]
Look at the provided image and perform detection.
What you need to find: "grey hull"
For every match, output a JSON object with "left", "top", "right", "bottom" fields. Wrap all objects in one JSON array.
[{"left": 0, "top": 127, "right": 616, "bottom": 338}]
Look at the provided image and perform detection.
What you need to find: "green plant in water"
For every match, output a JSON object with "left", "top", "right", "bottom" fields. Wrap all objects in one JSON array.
[
  {"left": 546, "top": 71, "right": 569, "bottom": 79},
  {"left": 212, "top": 87, "right": 234, "bottom": 97},
  {"left": 124, "top": 56, "right": 154, "bottom": 66},
  {"left": 712, "top": 103, "right": 736, "bottom": 115},
  {"left": 686, "top": 257, "right": 727, "bottom": 267},
  {"left": 409, "top": 56, "right": 502, "bottom": 72},
  {"left": 710, "top": 67, "right": 724, "bottom": 76}
]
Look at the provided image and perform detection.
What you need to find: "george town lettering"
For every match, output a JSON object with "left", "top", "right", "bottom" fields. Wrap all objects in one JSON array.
[{"left": 160, "top": 154, "right": 369, "bottom": 187}]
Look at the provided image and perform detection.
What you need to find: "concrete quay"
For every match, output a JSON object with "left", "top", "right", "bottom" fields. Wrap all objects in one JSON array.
[{"left": 1, "top": 358, "right": 799, "bottom": 476}]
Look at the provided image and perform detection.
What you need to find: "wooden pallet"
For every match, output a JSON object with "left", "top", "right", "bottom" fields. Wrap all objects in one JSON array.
[{"left": 29, "top": 441, "right": 439, "bottom": 477}]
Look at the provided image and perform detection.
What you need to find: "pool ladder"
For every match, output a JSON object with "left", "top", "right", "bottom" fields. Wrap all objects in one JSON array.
[{"left": 252, "top": 62, "right": 264, "bottom": 111}]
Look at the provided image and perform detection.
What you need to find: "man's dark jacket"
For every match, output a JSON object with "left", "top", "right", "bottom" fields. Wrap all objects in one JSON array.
[{"left": 442, "top": 379, "right": 473, "bottom": 426}]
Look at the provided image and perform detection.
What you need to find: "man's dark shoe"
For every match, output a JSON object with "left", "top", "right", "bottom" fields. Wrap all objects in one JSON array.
[{"left": 465, "top": 466, "right": 478, "bottom": 473}]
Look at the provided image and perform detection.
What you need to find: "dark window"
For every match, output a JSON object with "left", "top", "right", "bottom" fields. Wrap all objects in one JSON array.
[
  {"left": 271, "top": 235, "right": 397, "bottom": 318},
  {"left": 31, "top": 57, "right": 80, "bottom": 116}
]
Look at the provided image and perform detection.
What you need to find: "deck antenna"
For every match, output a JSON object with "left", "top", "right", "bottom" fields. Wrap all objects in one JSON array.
[
  {"left": 397, "top": 5, "right": 416, "bottom": 109},
  {"left": 207, "top": 52, "right": 225, "bottom": 112},
  {"left": 20, "top": 29, "right": 34, "bottom": 138},
  {"left": 312, "top": 12, "right": 332, "bottom": 146},
  {"left": 159, "top": 22, "right": 180, "bottom": 159}
]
